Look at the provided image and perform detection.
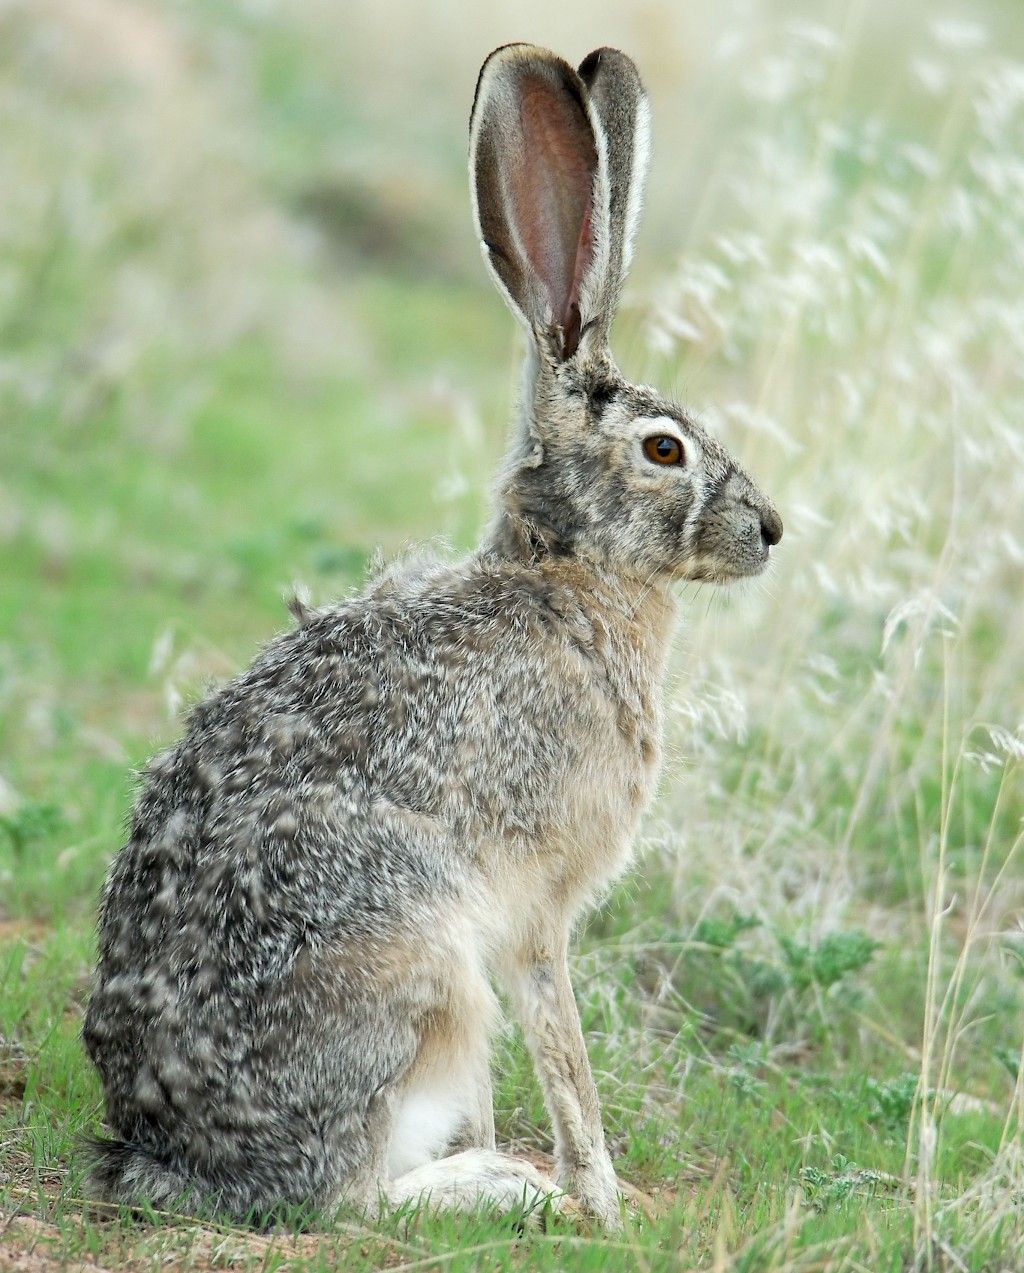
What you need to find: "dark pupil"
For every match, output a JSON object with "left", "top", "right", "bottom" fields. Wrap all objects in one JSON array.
[{"left": 655, "top": 437, "right": 675, "bottom": 459}]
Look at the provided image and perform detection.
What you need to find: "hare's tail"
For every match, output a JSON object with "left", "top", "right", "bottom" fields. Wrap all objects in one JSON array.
[{"left": 84, "top": 1135, "right": 204, "bottom": 1215}]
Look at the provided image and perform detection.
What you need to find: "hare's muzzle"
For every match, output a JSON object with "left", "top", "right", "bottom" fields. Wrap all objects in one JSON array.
[{"left": 759, "top": 507, "right": 783, "bottom": 549}]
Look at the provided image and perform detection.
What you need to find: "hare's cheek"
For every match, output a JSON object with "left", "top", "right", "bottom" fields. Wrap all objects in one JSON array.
[{"left": 655, "top": 486, "right": 699, "bottom": 546}]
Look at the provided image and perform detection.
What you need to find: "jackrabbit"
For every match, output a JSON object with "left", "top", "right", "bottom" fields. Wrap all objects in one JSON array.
[{"left": 84, "top": 42, "right": 781, "bottom": 1228}]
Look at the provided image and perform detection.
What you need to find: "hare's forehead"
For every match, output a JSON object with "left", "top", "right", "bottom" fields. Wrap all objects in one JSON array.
[
  {"left": 599, "top": 402, "right": 733, "bottom": 473},
  {"left": 619, "top": 413, "right": 687, "bottom": 442},
  {"left": 604, "top": 403, "right": 701, "bottom": 449}
]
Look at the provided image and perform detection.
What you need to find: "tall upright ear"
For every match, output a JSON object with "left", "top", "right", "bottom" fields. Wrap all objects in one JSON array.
[
  {"left": 577, "top": 47, "right": 650, "bottom": 328},
  {"left": 470, "top": 44, "right": 605, "bottom": 361}
]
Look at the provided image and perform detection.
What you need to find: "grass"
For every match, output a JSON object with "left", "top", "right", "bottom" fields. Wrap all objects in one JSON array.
[{"left": 2, "top": 0, "right": 1023, "bottom": 1268}]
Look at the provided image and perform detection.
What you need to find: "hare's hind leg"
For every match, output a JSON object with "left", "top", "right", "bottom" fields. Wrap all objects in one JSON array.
[
  {"left": 445, "top": 1052, "right": 495, "bottom": 1154},
  {"left": 386, "top": 1148, "right": 561, "bottom": 1219},
  {"left": 386, "top": 955, "right": 497, "bottom": 1177},
  {"left": 374, "top": 945, "right": 558, "bottom": 1220},
  {"left": 387, "top": 1044, "right": 495, "bottom": 1173},
  {"left": 346, "top": 1041, "right": 551, "bottom": 1222}
]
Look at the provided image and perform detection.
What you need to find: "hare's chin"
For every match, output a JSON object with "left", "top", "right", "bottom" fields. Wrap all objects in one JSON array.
[{"left": 680, "top": 560, "right": 770, "bottom": 585}]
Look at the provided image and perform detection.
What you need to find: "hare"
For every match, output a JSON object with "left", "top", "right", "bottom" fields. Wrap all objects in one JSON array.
[{"left": 83, "top": 43, "right": 781, "bottom": 1230}]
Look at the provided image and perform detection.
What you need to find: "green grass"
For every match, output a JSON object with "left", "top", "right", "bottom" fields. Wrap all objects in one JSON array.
[{"left": 2, "top": 1, "right": 1024, "bottom": 1269}]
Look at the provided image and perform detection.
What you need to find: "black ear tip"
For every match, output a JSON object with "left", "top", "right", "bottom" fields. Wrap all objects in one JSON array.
[
  {"left": 578, "top": 46, "right": 642, "bottom": 91},
  {"left": 578, "top": 48, "right": 604, "bottom": 83}
]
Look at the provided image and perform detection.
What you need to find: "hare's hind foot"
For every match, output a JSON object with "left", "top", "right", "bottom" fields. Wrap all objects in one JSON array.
[{"left": 384, "top": 1148, "right": 566, "bottom": 1224}]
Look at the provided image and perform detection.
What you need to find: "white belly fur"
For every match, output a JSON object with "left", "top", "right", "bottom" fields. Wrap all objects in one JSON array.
[
  {"left": 387, "top": 1069, "right": 476, "bottom": 1177},
  {"left": 386, "top": 915, "right": 497, "bottom": 1179}
]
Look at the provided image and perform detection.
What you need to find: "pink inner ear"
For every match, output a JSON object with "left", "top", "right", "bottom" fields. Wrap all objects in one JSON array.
[
  {"left": 510, "top": 77, "right": 597, "bottom": 330},
  {"left": 571, "top": 204, "right": 594, "bottom": 313}
]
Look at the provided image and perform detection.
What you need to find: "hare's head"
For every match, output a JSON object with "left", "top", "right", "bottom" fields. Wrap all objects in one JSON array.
[{"left": 471, "top": 44, "right": 781, "bottom": 584}]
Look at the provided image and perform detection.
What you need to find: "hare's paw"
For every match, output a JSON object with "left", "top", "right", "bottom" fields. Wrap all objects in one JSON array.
[{"left": 560, "top": 1157, "right": 624, "bottom": 1230}]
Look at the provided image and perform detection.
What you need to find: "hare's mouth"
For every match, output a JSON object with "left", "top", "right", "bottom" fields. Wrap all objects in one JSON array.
[
  {"left": 676, "top": 544, "right": 774, "bottom": 585},
  {"left": 679, "top": 502, "right": 780, "bottom": 584}
]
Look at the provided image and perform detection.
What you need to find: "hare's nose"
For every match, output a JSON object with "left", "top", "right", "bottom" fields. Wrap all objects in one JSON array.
[{"left": 760, "top": 508, "right": 783, "bottom": 548}]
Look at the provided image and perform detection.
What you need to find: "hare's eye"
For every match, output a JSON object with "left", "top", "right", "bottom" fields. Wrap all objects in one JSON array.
[{"left": 643, "top": 435, "right": 684, "bottom": 466}]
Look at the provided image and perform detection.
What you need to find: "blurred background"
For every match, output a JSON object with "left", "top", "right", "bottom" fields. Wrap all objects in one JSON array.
[{"left": 2, "top": 0, "right": 1024, "bottom": 1261}]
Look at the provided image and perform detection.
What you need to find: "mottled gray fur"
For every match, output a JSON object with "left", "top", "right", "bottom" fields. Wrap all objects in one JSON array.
[{"left": 83, "top": 43, "right": 781, "bottom": 1229}]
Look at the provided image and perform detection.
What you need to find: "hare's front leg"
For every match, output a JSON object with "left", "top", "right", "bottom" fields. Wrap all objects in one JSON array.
[{"left": 503, "top": 933, "right": 622, "bottom": 1228}]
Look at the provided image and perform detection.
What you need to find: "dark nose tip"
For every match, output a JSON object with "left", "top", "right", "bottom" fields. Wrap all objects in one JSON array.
[{"left": 760, "top": 508, "right": 783, "bottom": 548}]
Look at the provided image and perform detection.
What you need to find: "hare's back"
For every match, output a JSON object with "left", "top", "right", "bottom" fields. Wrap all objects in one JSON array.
[
  {"left": 93, "top": 562, "right": 622, "bottom": 980},
  {"left": 97, "top": 595, "right": 467, "bottom": 951}
]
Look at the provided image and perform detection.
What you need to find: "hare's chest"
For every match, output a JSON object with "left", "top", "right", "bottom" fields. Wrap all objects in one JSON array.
[
  {"left": 570, "top": 635, "right": 663, "bottom": 801},
  {"left": 560, "top": 692, "right": 662, "bottom": 862},
  {"left": 524, "top": 657, "right": 663, "bottom": 898},
  {"left": 453, "top": 622, "right": 664, "bottom": 888},
  {"left": 483, "top": 717, "right": 660, "bottom": 943}
]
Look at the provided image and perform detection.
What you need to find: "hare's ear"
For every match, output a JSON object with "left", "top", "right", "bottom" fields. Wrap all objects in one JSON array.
[
  {"left": 578, "top": 47, "right": 650, "bottom": 328},
  {"left": 470, "top": 44, "right": 606, "bottom": 362}
]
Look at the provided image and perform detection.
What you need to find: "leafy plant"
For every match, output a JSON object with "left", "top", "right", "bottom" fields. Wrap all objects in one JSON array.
[
  {"left": 799, "top": 1155, "right": 900, "bottom": 1212},
  {"left": 693, "top": 911, "right": 761, "bottom": 949},
  {"left": 864, "top": 1073, "right": 919, "bottom": 1133},
  {"left": 778, "top": 931, "right": 879, "bottom": 992}
]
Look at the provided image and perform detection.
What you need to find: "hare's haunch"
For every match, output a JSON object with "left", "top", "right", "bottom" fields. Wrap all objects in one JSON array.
[{"left": 84, "top": 43, "right": 781, "bottom": 1229}]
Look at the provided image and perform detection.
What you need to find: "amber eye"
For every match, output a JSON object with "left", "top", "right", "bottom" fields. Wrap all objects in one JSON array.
[{"left": 643, "top": 435, "right": 684, "bottom": 466}]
